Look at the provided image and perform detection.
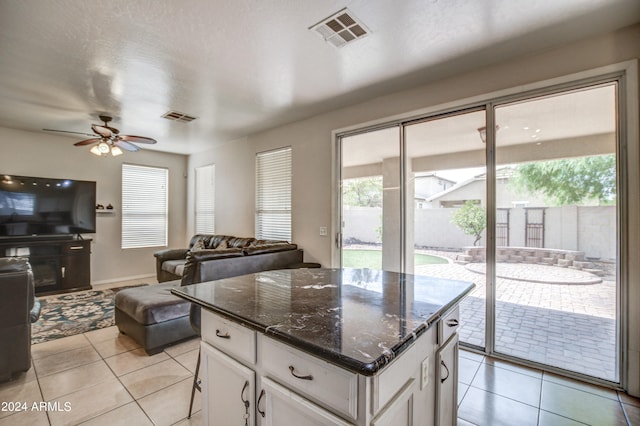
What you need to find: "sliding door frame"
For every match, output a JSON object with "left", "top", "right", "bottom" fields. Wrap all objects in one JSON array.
[
  {"left": 332, "top": 60, "right": 638, "bottom": 391},
  {"left": 487, "top": 76, "right": 624, "bottom": 387}
]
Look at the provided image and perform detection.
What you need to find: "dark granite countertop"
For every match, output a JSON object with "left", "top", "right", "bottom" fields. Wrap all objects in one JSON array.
[{"left": 172, "top": 268, "right": 474, "bottom": 376}]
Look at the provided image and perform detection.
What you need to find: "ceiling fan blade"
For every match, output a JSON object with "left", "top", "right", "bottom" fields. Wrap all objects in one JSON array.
[
  {"left": 115, "top": 140, "right": 140, "bottom": 152},
  {"left": 91, "top": 124, "right": 113, "bottom": 138},
  {"left": 74, "top": 138, "right": 102, "bottom": 146},
  {"left": 43, "top": 129, "right": 96, "bottom": 137},
  {"left": 119, "top": 135, "right": 157, "bottom": 144}
]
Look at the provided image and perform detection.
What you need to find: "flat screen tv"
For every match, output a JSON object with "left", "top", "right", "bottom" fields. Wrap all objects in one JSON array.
[{"left": 0, "top": 174, "right": 96, "bottom": 238}]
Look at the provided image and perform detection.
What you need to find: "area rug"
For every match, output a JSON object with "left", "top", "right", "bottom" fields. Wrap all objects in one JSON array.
[{"left": 31, "top": 285, "right": 147, "bottom": 345}]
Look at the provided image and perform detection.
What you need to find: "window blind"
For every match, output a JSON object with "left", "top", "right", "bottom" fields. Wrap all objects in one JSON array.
[
  {"left": 256, "top": 147, "right": 292, "bottom": 241},
  {"left": 121, "top": 164, "right": 168, "bottom": 249},
  {"left": 195, "top": 164, "right": 215, "bottom": 234}
]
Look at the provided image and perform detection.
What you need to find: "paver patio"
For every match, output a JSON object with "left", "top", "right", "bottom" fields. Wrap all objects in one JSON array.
[{"left": 415, "top": 257, "right": 618, "bottom": 382}]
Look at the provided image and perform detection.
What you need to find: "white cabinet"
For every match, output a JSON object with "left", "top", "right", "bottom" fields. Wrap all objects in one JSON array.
[
  {"left": 201, "top": 342, "right": 256, "bottom": 426},
  {"left": 259, "top": 377, "right": 354, "bottom": 426},
  {"left": 436, "top": 313, "right": 459, "bottom": 426},
  {"left": 201, "top": 309, "right": 257, "bottom": 364},
  {"left": 199, "top": 307, "right": 461, "bottom": 426},
  {"left": 261, "top": 336, "right": 358, "bottom": 420},
  {"left": 438, "top": 306, "right": 460, "bottom": 346},
  {"left": 370, "top": 379, "right": 415, "bottom": 426}
]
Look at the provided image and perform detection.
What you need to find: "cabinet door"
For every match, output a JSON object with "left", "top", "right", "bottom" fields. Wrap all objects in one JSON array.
[
  {"left": 201, "top": 342, "right": 256, "bottom": 426},
  {"left": 60, "top": 241, "right": 91, "bottom": 290},
  {"left": 258, "top": 377, "right": 353, "bottom": 426},
  {"left": 435, "top": 334, "right": 458, "bottom": 426},
  {"left": 371, "top": 379, "right": 414, "bottom": 426}
]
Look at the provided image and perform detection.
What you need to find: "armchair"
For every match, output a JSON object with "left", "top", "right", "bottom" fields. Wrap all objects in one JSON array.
[{"left": 0, "top": 257, "right": 41, "bottom": 382}]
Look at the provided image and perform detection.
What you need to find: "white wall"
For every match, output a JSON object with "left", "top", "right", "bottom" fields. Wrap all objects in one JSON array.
[
  {"left": 187, "top": 137, "right": 254, "bottom": 239},
  {"left": 0, "top": 127, "right": 188, "bottom": 283}
]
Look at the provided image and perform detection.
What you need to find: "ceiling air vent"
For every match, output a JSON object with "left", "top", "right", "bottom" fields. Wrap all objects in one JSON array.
[
  {"left": 310, "top": 8, "right": 370, "bottom": 48},
  {"left": 161, "top": 111, "right": 197, "bottom": 123}
]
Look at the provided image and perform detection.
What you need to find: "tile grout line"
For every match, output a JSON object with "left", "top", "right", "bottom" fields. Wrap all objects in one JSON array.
[
  {"left": 536, "top": 368, "right": 543, "bottom": 425},
  {"left": 30, "top": 334, "right": 97, "bottom": 425},
  {"left": 85, "top": 332, "right": 157, "bottom": 426},
  {"left": 92, "top": 332, "right": 201, "bottom": 424},
  {"left": 32, "top": 360, "right": 52, "bottom": 426}
]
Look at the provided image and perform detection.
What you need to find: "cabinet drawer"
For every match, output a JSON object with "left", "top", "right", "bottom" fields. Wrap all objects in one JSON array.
[
  {"left": 201, "top": 309, "right": 256, "bottom": 365},
  {"left": 261, "top": 377, "right": 354, "bottom": 426},
  {"left": 438, "top": 306, "right": 460, "bottom": 345},
  {"left": 261, "top": 336, "right": 358, "bottom": 420},
  {"left": 62, "top": 241, "right": 90, "bottom": 254}
]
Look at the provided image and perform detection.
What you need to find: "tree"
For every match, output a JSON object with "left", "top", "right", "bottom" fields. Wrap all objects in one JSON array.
[
  {"left": 451, "top": 201, "right": 486, "bottom": 246},
  {"left": 511, "top": 154, "right": 616, "bottom": 205},
  {"left": 342, "top": 177, "right": 383, "bottom": 207}
]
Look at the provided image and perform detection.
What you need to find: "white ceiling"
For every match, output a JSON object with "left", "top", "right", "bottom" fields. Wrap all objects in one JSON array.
[{"left": 0, "top": 0, "right": 638, "bottom": 155}]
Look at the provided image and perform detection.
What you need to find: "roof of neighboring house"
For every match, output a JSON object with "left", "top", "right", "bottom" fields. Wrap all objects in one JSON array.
[
  {"left": 426, "top": 167, "right": 515, "bottom": 202},
  {"left": 415, "top": 173, "right": 457, "bottom": 185}
]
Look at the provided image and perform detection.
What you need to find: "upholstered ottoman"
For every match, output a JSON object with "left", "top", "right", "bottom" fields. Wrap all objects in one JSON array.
[{"left": 114, "top": 281, "right": 196, "bottom": 354}]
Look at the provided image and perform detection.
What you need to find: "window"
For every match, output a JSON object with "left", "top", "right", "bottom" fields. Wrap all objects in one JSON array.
[
  {"left": 121, "top": 164, "right": 168, "bottom": 249},
  {"left": 195, "top": 164, "right": 215, "bottom": 234},
  {"left": 256, "top": 146, "right": 292, "bottom": 241}
]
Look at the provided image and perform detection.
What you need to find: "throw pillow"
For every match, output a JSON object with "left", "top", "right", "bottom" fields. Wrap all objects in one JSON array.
[
  {"left": 214, "top": 240, "right": 229, "bottom": 250},
  {"left": 191, "top": 238, "right": 206, "bottom": 252}
]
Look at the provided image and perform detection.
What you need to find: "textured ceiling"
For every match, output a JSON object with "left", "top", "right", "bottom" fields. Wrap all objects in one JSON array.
[{"left": 0, "top": 0, "right": 638, "bottom": 155}]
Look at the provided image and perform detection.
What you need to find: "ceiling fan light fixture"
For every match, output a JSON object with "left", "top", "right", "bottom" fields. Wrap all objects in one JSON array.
[
  {"left": 90, "top": 145, "right": 103, "bottom": 156},
  {"left": 110, "top": 145, "right": 123, "bottom": 156},
  {"left": 50, "top": 114, "right": 157, "bottom": 156},
  {"left": 90, "top": 141, "right": 120, "bottom": 157},
  {"left": 98, "top": 141, "right": 110, "bottom": 154}
]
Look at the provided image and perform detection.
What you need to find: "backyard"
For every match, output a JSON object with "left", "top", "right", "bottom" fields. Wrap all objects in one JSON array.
[
  {"left": 342, "top": 248, "right": 448, "bottom": 269},
  {"left": 343, "top": 246, "right": 617, "bottom": 381}
]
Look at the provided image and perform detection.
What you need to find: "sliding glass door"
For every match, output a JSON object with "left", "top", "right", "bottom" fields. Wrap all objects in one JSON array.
[
  {"left": 336, "top": 78, "right": 622, "bottom": 383},
  {"left": 493, "top": 84, "right": 619, "bottom": 381},
  {"left": 339, "top": 126, "right": 401, "bottom": 272},
  {"left": 404, "top": 109, "right": 487, "bottom": 349}
]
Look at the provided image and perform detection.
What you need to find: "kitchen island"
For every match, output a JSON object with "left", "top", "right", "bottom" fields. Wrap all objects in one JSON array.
[{"left": 172, "top": 268, "right": 474, "bottom": 426}]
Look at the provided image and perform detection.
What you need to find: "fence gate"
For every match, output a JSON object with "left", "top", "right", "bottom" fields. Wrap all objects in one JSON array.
[
  {"left": 496, "top": 208, "right": 509, "bottom": 246},
  {"left": 525, "top": 208, "right": 545, "bottom": 248}
]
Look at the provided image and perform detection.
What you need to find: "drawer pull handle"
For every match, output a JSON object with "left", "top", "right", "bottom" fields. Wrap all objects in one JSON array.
[
  {"left": 289, "top": 365, "right": 313, "bottom": 381},
  {"left": 446, "top": 319, "right": 459, "bottom": 327},
  {"left": 69, "top": 246, "right": 84, "bottom": 250},
  {"left": 257, "top": 389, "right": 266, "bottom": 418},
  {"left": 241, "top": 381, "right": 250, "bottom": 423},
  {"left": 215, "top": 329, "right": 231, "bottom": 339},
  {"left": 440, "top": 360, "right": 450, "bottom": 384}
]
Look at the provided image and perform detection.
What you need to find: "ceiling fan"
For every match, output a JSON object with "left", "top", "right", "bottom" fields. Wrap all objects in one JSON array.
[{"left": 43, "top": 115, "right": 157, "bottom": 156}]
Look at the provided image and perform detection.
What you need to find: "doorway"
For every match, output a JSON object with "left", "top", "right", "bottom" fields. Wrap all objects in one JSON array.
[
  {"left": 493, "top": 83, "right": 619, "bottom": 381},
  {"left": 336, "top": 80, "right": 621, "bottom": 383}
]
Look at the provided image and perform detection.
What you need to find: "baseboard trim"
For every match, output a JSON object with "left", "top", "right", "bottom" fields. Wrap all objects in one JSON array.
[{"left": 91, "top": 274, "right": 156, "bottom": 286}]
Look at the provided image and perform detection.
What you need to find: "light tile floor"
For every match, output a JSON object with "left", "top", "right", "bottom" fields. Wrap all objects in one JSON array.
[
  {"left": 458, "top": 350, "right": 640, "bottom": 426},
  {"left": 1, "top": 277, "right": 638, "bottom": 425},
  {"left": 2, "top": 328, "right": 639, "bottom": 425},
  {"left": 0, "top": 325, "right": 202, "bottom": 426}
]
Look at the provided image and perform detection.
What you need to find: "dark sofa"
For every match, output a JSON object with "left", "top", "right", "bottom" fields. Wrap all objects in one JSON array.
[
  {"left": 154, "top": 234, "right": 300, "bottom": 283},
  {"left": 0, "top": 257, "right": 41, "bottom": 382},
  {"left": 115, "top": 234, "right": 307, "bottom": 354}
]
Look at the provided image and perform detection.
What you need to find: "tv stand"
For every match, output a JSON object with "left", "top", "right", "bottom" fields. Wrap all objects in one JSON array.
[{"left": 0, "top": 237, "right": 92, "bottom": 295}]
